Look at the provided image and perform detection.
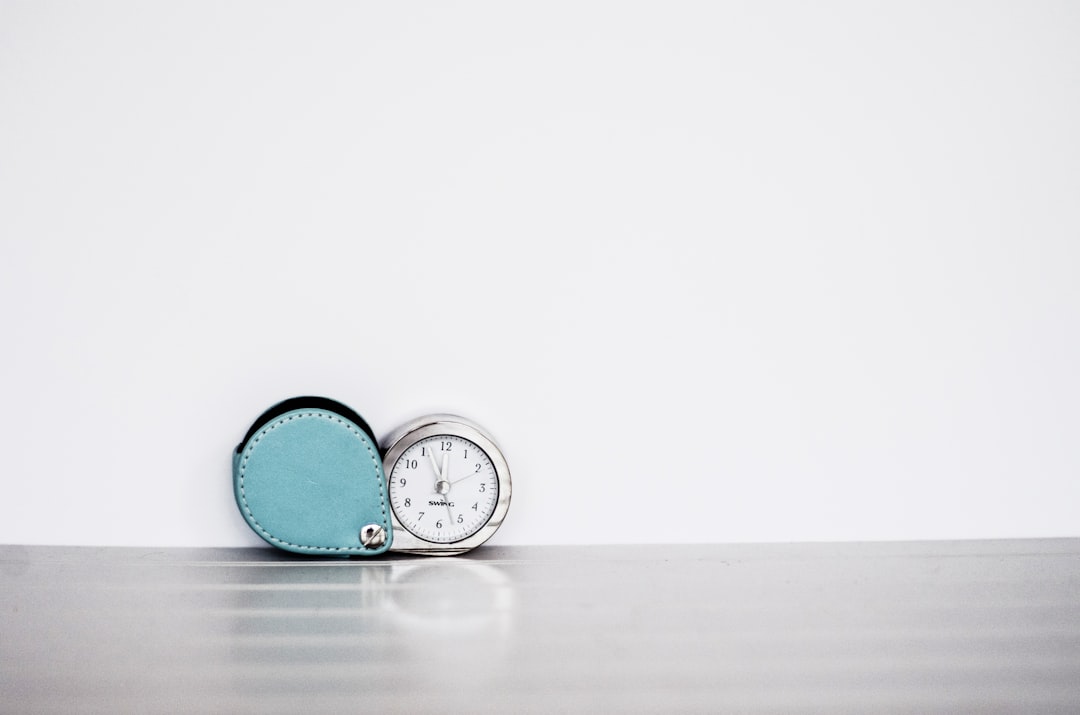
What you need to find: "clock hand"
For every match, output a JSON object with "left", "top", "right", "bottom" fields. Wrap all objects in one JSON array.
[
  {"left": 427, "top": 449, "right": 442, "bottom": 479},
  {"left": 440, "top": 450, "right": 455, "bottom": 524},
  {"left": 450, "top": 469, "right": 481, "bottom": 486},
  {"left": 432, "top": 451, "right": 452, "bottom": 498}
]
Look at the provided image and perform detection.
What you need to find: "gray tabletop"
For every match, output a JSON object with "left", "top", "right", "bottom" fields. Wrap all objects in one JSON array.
[{"left": 2, "top": 540, "right": 1078, "bottom": 713}]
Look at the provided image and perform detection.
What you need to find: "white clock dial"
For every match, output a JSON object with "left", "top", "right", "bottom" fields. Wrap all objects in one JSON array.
[{"left": 388, "top": 435, "right": 499, "bottom": 544}]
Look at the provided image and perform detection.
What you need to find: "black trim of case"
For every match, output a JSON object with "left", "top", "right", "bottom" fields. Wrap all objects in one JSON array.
[{"left": 236, "top": 396, "right": 378, "bottom": 453}]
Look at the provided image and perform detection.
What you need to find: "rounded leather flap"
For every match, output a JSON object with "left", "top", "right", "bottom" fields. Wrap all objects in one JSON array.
[{"left": 234, "top": 407, "right": 392, "bottom": 556}]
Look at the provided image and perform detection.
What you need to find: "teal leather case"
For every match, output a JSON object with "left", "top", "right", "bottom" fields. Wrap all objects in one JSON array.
[{"left": 233, "top": 398, "right": 392, "bottom": 556}]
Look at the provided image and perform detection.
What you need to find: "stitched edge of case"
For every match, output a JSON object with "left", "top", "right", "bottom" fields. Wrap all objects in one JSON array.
[{"left": 237, "top": 410, "right": 388, "bottom": 553}]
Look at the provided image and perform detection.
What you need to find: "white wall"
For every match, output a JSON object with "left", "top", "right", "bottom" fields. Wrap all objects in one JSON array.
[{"left": 1, "top": 1, "right": 1078, "bottom": 548}]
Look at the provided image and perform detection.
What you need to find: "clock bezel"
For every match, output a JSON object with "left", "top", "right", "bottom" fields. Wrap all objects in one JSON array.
[{"left": 382, "top": 415, "right": 512, "bottom": 555}]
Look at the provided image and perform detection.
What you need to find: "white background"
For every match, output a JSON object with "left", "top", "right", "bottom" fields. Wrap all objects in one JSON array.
[{"left": 1, "top": 1, "right": 1077, "bottom": 548}]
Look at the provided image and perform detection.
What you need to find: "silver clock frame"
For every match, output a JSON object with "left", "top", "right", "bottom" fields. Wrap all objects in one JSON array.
[{"left": 381, "top": 414, "right": 512, "bottom": 556}]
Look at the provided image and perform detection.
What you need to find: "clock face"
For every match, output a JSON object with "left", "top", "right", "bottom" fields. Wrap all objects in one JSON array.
[{"left": 388, "top": 434, "right": 500, "bottom": 544}]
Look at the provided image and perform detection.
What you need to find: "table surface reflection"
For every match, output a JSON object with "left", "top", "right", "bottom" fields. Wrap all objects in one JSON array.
[{"left": 2, "top": 541, "right": 1078, "bottom": 713}]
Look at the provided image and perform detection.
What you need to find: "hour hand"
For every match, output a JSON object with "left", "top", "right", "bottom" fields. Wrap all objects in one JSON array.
[{"left": 427, "top": 449, "right": 442, "bottom": 479}]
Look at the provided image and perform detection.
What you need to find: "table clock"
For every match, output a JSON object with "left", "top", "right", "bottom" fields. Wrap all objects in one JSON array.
[{"left": 381, "top": 414, "right": 512, "bottom": 556}]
